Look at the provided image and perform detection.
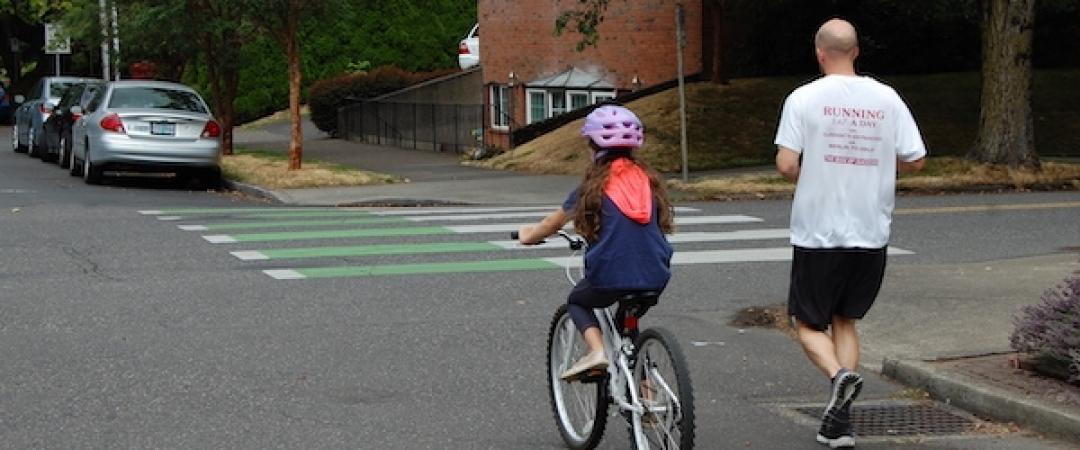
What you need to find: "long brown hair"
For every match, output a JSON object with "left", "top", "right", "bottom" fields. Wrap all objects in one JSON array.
[{"left": 573, "top": 151, "right": 674, "bottom": 242}]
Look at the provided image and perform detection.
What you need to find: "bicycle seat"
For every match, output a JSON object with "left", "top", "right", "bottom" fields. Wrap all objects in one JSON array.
[{"left": 616, "top": 291, "right": 660, "bottom": 308}]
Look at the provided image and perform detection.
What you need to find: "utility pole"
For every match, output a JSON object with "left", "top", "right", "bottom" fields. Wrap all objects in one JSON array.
[
  {"left": 99, "top": 0, "right": 110, "bottom": 79},
  {"left": 675, "top": 3, "right": 689, "bottom": 182},
  {"left": 98, "top": 0, "right": 120, "bottom": 80},
  {"left": 111, "top": 1, "right": 120, "bottom": 80}
]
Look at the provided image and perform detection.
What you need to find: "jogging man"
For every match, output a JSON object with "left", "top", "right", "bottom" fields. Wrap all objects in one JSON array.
[{"left": 774, "top": 18, "right": 927, "bottom": 448}]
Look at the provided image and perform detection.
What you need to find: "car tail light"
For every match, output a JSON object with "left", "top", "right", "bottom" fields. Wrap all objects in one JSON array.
[
  {"left": 458, "top": 42, "right": 471, "bottom": 55},
  {"left": 71, "top": 113, "right": 82, "bottom": 122},
  {"left": 201, "top": 120, "right": 221, "bottom": 138},
  {"left": 100, "top": 114, "right": 126, "bottom": 133},
  {"left": 39, "top": 103, "right": 52, "bottom": 114}
]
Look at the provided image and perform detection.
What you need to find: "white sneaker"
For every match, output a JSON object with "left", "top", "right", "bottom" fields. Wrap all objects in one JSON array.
[{"left": 560, "top": 350, "right": 609, "bottom": 380}]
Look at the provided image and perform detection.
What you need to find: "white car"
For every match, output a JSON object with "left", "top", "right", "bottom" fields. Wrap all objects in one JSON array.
[
  {"left": 457, "top": 23, "right": 479, "bottom": 70},
  {"left": 70, "top": 80, "right": 222, "bottom": 186}
]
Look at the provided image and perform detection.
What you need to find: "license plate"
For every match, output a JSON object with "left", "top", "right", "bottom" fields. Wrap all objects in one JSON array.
[{"left": 150, "top": 122, "right": 176, "bottom": 136}]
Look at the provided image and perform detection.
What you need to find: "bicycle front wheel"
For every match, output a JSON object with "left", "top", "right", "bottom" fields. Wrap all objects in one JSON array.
[
  {"left": 633, "top": 327, "right": 695, "bottom": 449},
  {"left": 547, "top": 304, "right": 609, "bottom": 449}
]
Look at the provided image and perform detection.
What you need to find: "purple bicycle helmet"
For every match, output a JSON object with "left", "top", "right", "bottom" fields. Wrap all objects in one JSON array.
[{"left": 581, "top": 105, "right": 644, "bottom": 149}]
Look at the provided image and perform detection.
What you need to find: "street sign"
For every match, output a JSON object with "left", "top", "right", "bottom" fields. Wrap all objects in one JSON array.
[{"left": 44, "top": 24, "right": 72, "bottom": 55}]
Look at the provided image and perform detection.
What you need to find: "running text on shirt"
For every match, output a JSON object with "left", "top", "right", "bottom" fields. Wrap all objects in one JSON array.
[{"left": 822, "top": 106, "right": 885, "bottom": 166}]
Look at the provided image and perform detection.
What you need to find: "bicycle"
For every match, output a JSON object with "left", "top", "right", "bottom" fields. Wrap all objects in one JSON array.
[{"left": 513, "top": 230, "right": 695, "bottom": 449}]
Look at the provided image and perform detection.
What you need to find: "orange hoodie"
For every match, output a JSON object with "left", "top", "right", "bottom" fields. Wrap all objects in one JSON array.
[{"left": 604, "top": 159, "right": 653, "bottom": 224}]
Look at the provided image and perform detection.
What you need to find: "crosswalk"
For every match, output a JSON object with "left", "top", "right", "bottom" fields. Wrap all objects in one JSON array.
[{"left": 140, "top": 205, "right": 914, "bottom": 280}]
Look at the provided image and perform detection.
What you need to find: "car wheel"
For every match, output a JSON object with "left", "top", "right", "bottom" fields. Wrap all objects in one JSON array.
[
  {"left": 82, "top": 146, "right": 103, "bottom": 185},
  {"left": 69, "top": 149, "right": 81, "bottom": 176},
  {"left": 57, "top": 136, "right": 69, "bottom": 168},
  {"left": 10, "top": 126, "right": 23, "bottom": 153},
  {"left": 200, "top": 167, "right": 223, "bottom": 190},
  {"left": 26, "top": 129, "right": 38, "bottom": 158}
]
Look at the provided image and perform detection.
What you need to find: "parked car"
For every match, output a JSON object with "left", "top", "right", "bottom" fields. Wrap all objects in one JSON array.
[
  {"left": 458, "top": 23, "right": 479, "bottom": 70},
  {"left": 70, "top": 80, "right": 222, "bottom": 186},
  {"left": 0, "top": 82, "right": 11, "bottom": 125},
  {"left": 12, "top": 76, "right": 102, "bottom": 157},
  {"left": 43, "top": 80, "right": 107, "bottom": 168}
]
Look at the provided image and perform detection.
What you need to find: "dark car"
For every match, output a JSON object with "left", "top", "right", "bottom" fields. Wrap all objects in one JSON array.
[{"left": 43, "top": 80, "right": 106, "bottom": 168}]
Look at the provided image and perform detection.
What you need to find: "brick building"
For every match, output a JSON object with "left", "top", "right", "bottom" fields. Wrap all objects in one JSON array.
[{"left": 479, "top": 0, "right": 706, "bottom": 149}]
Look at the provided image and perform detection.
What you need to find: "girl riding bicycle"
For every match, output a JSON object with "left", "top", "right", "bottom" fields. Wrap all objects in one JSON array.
[{"left": 517, "top": 104, "right": 674, "bottom": 381}]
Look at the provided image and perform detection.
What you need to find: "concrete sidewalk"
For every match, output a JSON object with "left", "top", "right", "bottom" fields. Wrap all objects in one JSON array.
[
  {"left": 233, "top": 125, "right": 578, "bottom": 206},
  {"left": 231, "top": 125, "right": 1080, "bottom": 441},
  {"left": 866, "top": 254, "right": 1080, "bottom": 441}
]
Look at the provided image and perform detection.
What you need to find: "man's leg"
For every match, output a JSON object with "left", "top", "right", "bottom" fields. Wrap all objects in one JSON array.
[
  {"left": 795, "top": 320, "right": 843, "bottom": 379},
  {"left": 831, "top": 315, "right": 860, "bottom": 371}
]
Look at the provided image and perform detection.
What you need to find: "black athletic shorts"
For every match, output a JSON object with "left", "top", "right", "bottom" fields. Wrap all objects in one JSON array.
[{"left": 787, "top": 246, "right": 887, "bottom": 331}]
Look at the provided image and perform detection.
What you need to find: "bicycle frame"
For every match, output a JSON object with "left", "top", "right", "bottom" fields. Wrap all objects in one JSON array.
[{"left": 595, "top": 306, "right": 651, "bottom": 446}]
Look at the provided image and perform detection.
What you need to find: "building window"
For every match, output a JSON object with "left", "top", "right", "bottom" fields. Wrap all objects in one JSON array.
[
  {"left": 491, "top": 85, "right": 510, "bottom": 129},
  {"left": 527, "top": 90, "right": 547, "bottom": 124},
  {"left": 550, "top": 90, "right": 567, "bottom": 116},
  {"left": 569, "top": 91, "right": 590, "bottom": 110},
  {"left": 591, "top": 91, "right": 616, "bottom": 104},
  {"left": 525, "top": 89, "right": 618, "bottom": 124}
]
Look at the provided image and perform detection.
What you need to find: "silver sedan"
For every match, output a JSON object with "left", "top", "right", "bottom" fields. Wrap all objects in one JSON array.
[{"left": 71, "top": 80, "right": 222, "bottom": 186}]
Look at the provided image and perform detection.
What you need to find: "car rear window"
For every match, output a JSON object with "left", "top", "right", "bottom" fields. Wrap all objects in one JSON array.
[
  {"left": 108, "top": 87, "right": 207, "bottom": 113},
  {"left": 50, "top": 82, "right": 78, "bottom": 97}
]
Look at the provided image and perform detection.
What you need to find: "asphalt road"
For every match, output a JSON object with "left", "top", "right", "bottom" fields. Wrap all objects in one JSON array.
[{"left": 2, "top": 126, "right": 1077, "bottom": 449}]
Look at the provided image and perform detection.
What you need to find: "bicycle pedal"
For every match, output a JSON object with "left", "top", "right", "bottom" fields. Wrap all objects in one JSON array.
[{"left": 577, "top": 369, "right": 607, "bottom": 383}]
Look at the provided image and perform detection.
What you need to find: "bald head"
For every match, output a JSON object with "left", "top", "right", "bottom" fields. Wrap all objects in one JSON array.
[{"left": 815, "top": 19, "right": 859, "bottom": 55}]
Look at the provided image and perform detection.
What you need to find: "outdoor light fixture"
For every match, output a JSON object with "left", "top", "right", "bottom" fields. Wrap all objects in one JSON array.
[
  {"left": 632, "top": 75, "right": 642, "bottom": 91},
  {"left": 508, "top": 71, "right": 517, "bottom": 87}
]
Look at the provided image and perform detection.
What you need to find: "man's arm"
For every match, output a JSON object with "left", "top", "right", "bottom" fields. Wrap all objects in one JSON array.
[
  {"left": 776, "top": 146, "right": 801, "bottom": 182},
  {"left": 897, "top": 156, "right": 926, "bottom": 173}
]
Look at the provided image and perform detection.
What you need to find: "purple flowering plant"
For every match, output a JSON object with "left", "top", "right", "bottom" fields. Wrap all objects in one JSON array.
[{"left": 1010, "top": 267, "right": 1080, "bottom": 383}]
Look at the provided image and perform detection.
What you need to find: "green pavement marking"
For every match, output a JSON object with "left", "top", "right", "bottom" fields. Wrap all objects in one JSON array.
[
  {"left": 287, "top": 258, "right": 560, "bottom": 278},
  {"left": 193, "top": 217, "right": 409, "bottom": 231},
  {"left": 250, "top": 242, "right": 501, "bottom": 259},
  {"left": 220, "top": 226, "right": 453, "bottom": 243},
  {"left": 141, "top": 207, "right": 339, "bottom": 215}
]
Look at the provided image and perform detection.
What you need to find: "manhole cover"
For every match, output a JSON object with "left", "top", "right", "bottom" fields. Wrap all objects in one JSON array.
[{"left": 793, "top": 403, "right": 977, "bottom": 437}]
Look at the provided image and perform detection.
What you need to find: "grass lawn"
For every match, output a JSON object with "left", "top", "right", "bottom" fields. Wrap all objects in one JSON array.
[
  {"left": 221, "top": 148, "right": 400, "bottom": 189},
  {"left": 474, "top": 70, "right": 1080, "bottom": 176}
]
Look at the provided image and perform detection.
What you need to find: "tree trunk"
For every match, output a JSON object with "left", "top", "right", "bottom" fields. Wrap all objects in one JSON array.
[
  {"left": 221, "top": 67, "right": 238, "bottom": 157},
  {"left": 285, "top": 0, "right": 303, "bottom": 171},
  {"left": 709, "top": 0, "right": 728, "bottom": 85},
  {"left": 970, "top": 0, "right": 1038, "bottom": 168}
]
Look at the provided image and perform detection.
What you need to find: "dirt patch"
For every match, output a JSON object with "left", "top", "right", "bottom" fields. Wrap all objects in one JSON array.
[{"left": 729, "top": 304, "right": 794, "bottom": 336}]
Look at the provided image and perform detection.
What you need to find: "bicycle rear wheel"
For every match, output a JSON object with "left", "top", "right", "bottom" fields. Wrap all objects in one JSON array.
[
  {"left": 547, "top": 304, "right": 609, "bottom": 449},
  {"left": 633, "top": 327, "right": 695, "bottom": 449}
]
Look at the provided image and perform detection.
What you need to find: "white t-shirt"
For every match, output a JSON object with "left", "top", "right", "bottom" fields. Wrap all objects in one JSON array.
[{"left": 774, "top": 75, "right": 927, "bottom": 248}]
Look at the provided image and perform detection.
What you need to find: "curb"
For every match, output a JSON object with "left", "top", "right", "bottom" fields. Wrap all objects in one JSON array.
[
  {"left": 882, "top": 358, "right": 1080, "bottom": 441},
  {"left": 220, "top": 179, "right": 483, "bottom": 207},
  {"left": 221, "top": 179, "right": 285, "bottom": 204}
]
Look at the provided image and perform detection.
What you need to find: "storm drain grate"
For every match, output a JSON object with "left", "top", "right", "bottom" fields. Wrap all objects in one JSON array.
[{"left": 794, "top": 403, "right": 977, "bottom": 437}]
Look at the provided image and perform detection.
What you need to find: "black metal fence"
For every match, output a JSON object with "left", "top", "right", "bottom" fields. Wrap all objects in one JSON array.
[{"left": 338, "top": 101, "right": 484, "bottom": 153}]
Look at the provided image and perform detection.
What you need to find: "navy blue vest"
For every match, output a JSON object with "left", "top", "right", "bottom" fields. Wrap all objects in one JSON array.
[{"left": 563, "top": 189, "right": 673, "bottom": 291}]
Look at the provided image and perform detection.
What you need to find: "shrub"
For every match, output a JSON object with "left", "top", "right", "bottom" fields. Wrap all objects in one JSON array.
[
  {"left": 308, "top": 66, "right": 457, "bottom": 136},
  {"left": 1010, "top": 267, "right": 1080, "bottom": 383}
]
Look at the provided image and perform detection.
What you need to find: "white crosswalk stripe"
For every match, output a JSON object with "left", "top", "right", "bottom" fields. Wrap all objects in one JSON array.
[{"left": 146, "top": 204, "right": 914, "bottom": 279}]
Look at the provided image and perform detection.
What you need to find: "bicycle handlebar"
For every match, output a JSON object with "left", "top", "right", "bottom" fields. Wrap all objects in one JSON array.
[{"left": 511, "top": 230, "right": 584, "bottom": 251}]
